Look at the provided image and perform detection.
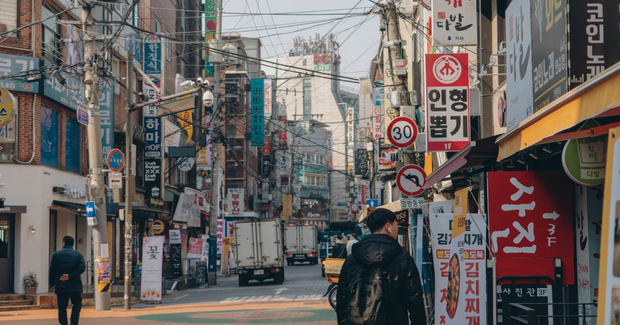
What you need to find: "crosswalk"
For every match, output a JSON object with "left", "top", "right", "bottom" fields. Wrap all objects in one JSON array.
[{"left": 220, "top": 294, "right": 324, "bottom": 303}]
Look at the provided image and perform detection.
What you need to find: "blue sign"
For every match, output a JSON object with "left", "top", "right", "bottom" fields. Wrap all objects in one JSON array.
[
  {"left": 337, "top": 202, "right": 346, "bottom": 207},
  {"left": 143, "top": 35, "right": 162, "bottom": 75},
  {"left": 144, "top": 116, "right": 161, "bottom": 158},
  {"left": 0, "top": 54, "right": 39, "bottom": 93},
  {"left": 367, "top": 199, "right": 379, "bottom": 208},
  {"left": 99, "top": 87, "right": 114, "bottom": 161},
  {"left": 107, "top": 149, "right": 125, "bottom": 172},
  {"left": 85, "top": 201, "right": 96, "bottom": 219},
  {"left": 77, "top": 107, "right": 89, "bottom": 126},
  {"left": 250, "top": 78, "right": 264, "bottom": 146}
]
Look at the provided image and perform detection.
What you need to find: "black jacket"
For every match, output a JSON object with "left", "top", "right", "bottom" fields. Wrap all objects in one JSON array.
[
  {"left": 332, "top": 242, "right": 348, "bottom": 259},
  {"left": 49, "top": 246, "right": 85, "bottom": 294},
  {"left": 336, "top": 234, "right": 425, "bottom": 325}
]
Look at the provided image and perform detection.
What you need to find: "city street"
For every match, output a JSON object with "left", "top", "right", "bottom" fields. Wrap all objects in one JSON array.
[{"left": 0, "top": 263, "right": 336, "bottom": 324}]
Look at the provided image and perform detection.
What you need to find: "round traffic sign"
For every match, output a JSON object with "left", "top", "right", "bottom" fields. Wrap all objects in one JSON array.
[
  {"left": 387, "top": 117, "right": 418, "bottom": 148},
  {"left": 396, "top": 164, "right": 427, "bottom": 196},
  {"left": 0, "top": 87, "right": 16, "bottom": 128},
  {"left": 351, "top": 203, "right": 359, "bottom": 213},
  {"left": 107, "top": 149, "right": 125, "bottom": 173}
]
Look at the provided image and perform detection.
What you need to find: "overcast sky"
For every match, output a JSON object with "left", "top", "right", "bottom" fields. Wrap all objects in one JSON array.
[{"left": 220, "top": 0, "right": 381, "bottom": 86}]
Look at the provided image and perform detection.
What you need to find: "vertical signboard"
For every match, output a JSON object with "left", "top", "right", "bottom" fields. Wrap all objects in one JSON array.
[
  {"left": 487, "top": 171, "right": 575, "bottom": 284},
  {"left": 227, "top": 188, "right": 244, "bottom": 216},
  {"left": 505, "top": 0, "right": 534, "bottom": 130},
  {"left": 204, "top": 0, "right": 217, "bottom": 77},
  {"left": 355, "top": 149, "right": 369, "bottom": 177},
  {"left": 326, "top": 131, "right": 333, "bottom": 169},
  {"left": 378, "top": 138, "right": 398, "bottom": 172},
  {"left": 531, "top": 0, "right": 567, "bottom": 112},
  {"left": 216, "top": 218, "right": 224, "bottom": 253},
  {"left": 430, "top": 213, "right": 486, "bottom": 325},
  {"left": 347, "top": 107, "right": 355, "bottom": 169},
  {"left": 143, "top": 35, "right": 162, "bottom": 75},
  {"left": 372, "top": 88, "right": 384, "bottom": 141},
  {"left": 264, "top": 78, "right": 272, "bottom": 118},
  {"left": 143, "top": 78, "right": 162, "bottom": 158},
  {"left": 359, "top": 92, "right": 372, "bottom": 128},
  {"left": 278, "top": 115, "right": 288, "bottom": 149},
  {"left": 144, "top": 159, "right": 163, "bottom": 206},
  {"left": 141, "top": 236, "right": 164, "bottom": 301},
  {"left": 250, "top": 78, "right": 265, "bottom": 146},
  {"left": 431, "top": 0, "right": 478, "bottom": 46},
  {"left": 100, "top": 87, "right": 114, "bottom": 162},
  {"left": 169, "top": 230, "right": 182, "bottom": 277},
  {"left": 425, "top": 53, "right": 470, "bottom": 152},
  {"left": 282, "top": 194, "right": 292, "bottom": 221}
]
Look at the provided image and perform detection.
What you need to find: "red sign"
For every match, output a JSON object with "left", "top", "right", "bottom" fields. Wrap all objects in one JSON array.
[
  {"left": 396, "top": 164, "right": 427, "bottom": 196},
  {"left": 278, "top": 115, "right": 287, "bottom": 149},
  {"left": 313, "top": 53, "right": 332, "bottom": 65},
  {"left": 262, "top": 136, "right": 271, "bottom": 155},
  {"left": 187, "top": 237, "right": 203, "bottom": 256},
  {"left": 387, "top": 117, "right": 418, "bottom": 148},
  {"left": 487, "top": 171, "right": 575, "bottom": 284},
  {"left": 351, "top": 203, "right": 359, "bottom": 213},
  {"left": 425, "top": 53, "right": 470, "bottom": 152}
]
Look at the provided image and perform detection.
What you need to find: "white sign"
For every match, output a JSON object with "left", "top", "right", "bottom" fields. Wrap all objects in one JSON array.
[
  {"left": 188, "top": 205, "right": 201, "bottom": 228},
  {"left": 109, "top": 172, "right": 122, "bottom": 189},
  {"left": 217, "top": 219, "right": 224, "bottom": 253},
  {"left": 358, "top": 93, "right": 372, "bottom": 128},
  {"left": 164, "top": 119, "right": 181, "bottom": 150},
  {"left": 141, "top": 236, "right": 164, "bottom": 302},
  {"left": 393, "top": 59, "right": 406, "bottom": 75},
  {"left": 227, "top": 188, "right": 244, "bottom": 216},
  {"left": 432, "top": 0, "right": 478, "bottom": 46},
  {"left": 200, "top": 234, "right": 209, "bottom": 262},
  {"left": 505, "top": 0, "right": 534, "bottom": 130},
  {"left": 396, "top": 164, "right": 427, "bottom": 196},
  {"left": 401, "top": 197, "right": 425, "bottom": 210},
  {"left": 351, "top": 203, "right": 359, "bottom": 213},
  {"left": 172, "top": 193, "right": 194, "bottom": 223},
  {"left": 178, "top": 157, "right": 195, "bottom": 172},
  {"left": 387, "top": 117, "right": 418, "bottom": 148},
  {"left": 169, "top": 229, "right": 181, "bottom": 245},
  {"left": 264, "top": 79, "right": 272, "bottom": 118}
]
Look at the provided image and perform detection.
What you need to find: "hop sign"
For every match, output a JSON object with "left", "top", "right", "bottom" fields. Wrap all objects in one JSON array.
[{"left": 387, "top": 117, "right": 417, "bottom": 148}]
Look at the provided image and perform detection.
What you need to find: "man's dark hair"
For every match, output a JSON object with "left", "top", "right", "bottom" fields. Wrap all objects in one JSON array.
[
  {"left": 366, "top": 208, "right": 397, "bottom": 233},
  {"left": 336, "top": 235, "right": 343, "bottom": 240},
  {"left": 63, "top": 236, "right": 75, "bottom": 247},
  {"left": 351, "top": 233, "right": 358, "bottom": 239}
]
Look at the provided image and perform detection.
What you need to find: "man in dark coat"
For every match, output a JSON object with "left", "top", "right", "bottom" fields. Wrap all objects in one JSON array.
[
  {"left": 331, "top": 235, "right": 348, "bottom": 259},
  {"left": 49, "top": 236, "right": 85, "bottom": 325},
  {"left": 337, "top": 208, "right": 425, "bottom": 325}
]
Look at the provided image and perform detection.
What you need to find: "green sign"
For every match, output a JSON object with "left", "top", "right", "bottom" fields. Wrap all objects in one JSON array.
[
  {"left": 204, "top": 0, "right": 217, "bottom": 77},
  {"left": 561, "top": 120, "right": 607, "bottom": 186}
]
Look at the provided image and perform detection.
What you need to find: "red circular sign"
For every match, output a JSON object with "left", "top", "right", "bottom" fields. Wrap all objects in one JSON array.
[
  {"left": 351, "top": 203, "right": 359, "bottom": 213},
  {"left": 387, "top": 117, "right": 418, "bottom": 148},
  {"left": 396, "top": 165, "right": 427, "bottom": 196},
  {"left": 106, "top": 149, "right": 125, "bottom": 173}
]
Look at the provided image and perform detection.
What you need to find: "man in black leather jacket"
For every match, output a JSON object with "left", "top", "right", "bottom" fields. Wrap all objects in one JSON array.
[
  {"left": 337, "top": 208, "right": 425, "bottom": 324},
  {"left": 49, "top": 236, "right": 85, "bottom": 325},
  {"left": 332, "top": 235, "right": 348, "bottom": 259}
]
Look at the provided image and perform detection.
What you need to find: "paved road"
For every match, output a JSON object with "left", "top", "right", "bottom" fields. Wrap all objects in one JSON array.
[{"left": 159, "top": 262, "right": 330, "bottom": 305}]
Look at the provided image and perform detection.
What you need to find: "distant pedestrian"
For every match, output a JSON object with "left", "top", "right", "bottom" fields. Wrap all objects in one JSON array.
[
  {"left": 49, "top": 236, "right": 85, "bottom": 325},
  {"left": 331, "top": 235, "right": 347, "bottom": 259},
  {"left": 346, "top": 233, "right": 358, "bottom": 256},
  {"left": 337, "top": 208, "right": 425, "bottom": 325}
]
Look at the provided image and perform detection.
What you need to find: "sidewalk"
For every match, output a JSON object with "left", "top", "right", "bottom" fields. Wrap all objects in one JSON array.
[{"left": 0, "top": 300, "right": 337, "bottom": 324}]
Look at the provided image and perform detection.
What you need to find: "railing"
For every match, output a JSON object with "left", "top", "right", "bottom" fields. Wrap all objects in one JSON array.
[{"left": 509, "top": 302, "right": 598, "bottom": 325}]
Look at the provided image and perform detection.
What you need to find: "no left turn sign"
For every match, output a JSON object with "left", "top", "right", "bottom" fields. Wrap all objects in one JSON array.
[
  {"left": 387, "top": 117, "right": 417, "bottom": 148},
  {"left": 396, "top": 164, "right": 427, "bottom": 196}
]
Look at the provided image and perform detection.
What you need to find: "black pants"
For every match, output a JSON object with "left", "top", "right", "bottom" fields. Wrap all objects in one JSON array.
[{"left": 57, "top": 292, "right": 82, "bottom": 325}]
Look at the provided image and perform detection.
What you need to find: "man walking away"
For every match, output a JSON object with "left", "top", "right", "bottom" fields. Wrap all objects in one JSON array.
[
  {"left": 49, "top": 236, "right": 85, "bottom": 325},
  {"left": 332, "top": 236, "right": 348, "bottom": 259},
  {"left": 346, "top": 233, "right": 359, "bottom": 255},
  {"left": 337, "top": 208, "right": 425, "bottom": 325}
]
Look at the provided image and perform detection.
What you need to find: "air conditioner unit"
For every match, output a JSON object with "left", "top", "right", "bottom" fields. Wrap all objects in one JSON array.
[{"left": 223, "top": 43, "right": 239, "bottom": 65}]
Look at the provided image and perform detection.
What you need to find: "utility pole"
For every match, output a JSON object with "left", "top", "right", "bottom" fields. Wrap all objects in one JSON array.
[
  {"left": 383, "top": 0, "right": 407, "bottom": 113},
  {"left": 82, "top": 3, "right": 110, "bottom": 311},
  {"left": 208, "top": 0, "right": 223, "bottom": 286},
  {"left": 124, "top": 51, "right": 134, "bottom": 310},
  {"left": 268, "top": 78, "right": 277, "bottom": 218}
]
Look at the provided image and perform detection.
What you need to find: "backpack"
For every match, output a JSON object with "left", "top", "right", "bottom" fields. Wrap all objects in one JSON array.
[{"left": 346, "top": 266, "right": 392, "bottom": 325}]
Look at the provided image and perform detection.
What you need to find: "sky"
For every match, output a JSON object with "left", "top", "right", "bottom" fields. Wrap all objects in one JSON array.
[{"left": 220, "top": 0, "right": 381, "bottom": 87}]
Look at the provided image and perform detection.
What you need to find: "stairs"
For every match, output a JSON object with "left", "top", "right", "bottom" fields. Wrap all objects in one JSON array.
[{"left": 0, "top": 294, "right": 39, "bottom": 311}]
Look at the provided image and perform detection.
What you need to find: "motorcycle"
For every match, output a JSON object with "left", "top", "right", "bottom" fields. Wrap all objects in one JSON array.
[{"left": 322, "top": 258, "right": 345, "bottom": 309}]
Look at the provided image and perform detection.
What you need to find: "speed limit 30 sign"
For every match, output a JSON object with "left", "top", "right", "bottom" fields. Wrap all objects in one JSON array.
[{"left": 387, "top": 117, "right": 418, "bottom": 148}]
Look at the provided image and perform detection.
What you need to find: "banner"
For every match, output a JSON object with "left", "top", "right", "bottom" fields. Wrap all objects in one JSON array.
[
  {"left": 430, "top": 213, "right": 486, "bottom": 325},
  {"left": 164, "top": 119, "right": 181, "bottom": 150},
  {"left": 283, "top": 194, "right": 292, "bottom": 220},
  {"left": 172, "top": 193, "right": 195, "bottom": 223},
  {"left": 217, "top": 219, "right": 224, "bottom": 253},
  {"left": 373, "top": 88, "right": 384, "bottom": 141},
  {"left": 204, "top": 0, "right": 217, "bottom": 77},
  {"left": 326, "top": 131, "right": 333, "bottom": 169},
  {"left": 250, "top": 78, "right": 265, "bottom": 146},
  {"left": 227, "top": 188, "right": 244, "bottom": 216},
  {"left": 169, "top": 230, "right": 182, "bottom": 277},
  {"left": 187, "top": 237, "right": 203, "bottom": 259},
  {"left": 425, "top": 53, "right": 470, "bottom": 152},
  {"left": 141, "top": 236, "right": 164, "bottom": 301},
  {"left": 175, "top": 73, "right": 194, "bottom": 142},
  {"left": 432, "top": 0, "right": 478, "bottom": 46},
  {"left": 264, "top": 78, "right": 272, "bottom": 117}
]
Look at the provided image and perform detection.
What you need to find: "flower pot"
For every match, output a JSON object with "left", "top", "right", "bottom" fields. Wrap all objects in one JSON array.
[{"left": 25, "top": 286, "right": 37, "bottom": 295}]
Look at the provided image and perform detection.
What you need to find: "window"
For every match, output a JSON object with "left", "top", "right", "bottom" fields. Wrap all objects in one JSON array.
[
  {"left": 155, "top": 20, "right": 162, "bottom": 34},
  {"left": 41, "top": 106, "right": 59, "bottom": 168},
  {"left": 0, "top": 107, "right": 17, "bottom": 162},
  {"left": 65, "top": 117, "right": 81, "bottom": 173},
  {"left": 42, "top": 7, "right": 61, "bottom": 63},
  {"left": 303, "top": 79, "right": 311, "bottom": 118},
  {"left": 318, "top": 176, "right": 326, "bottom": 187},
  {"left": 166, "top": 28, "right": 172, "bottom": 62},
  {"left": 0, "top": 0, "right": 18, "bottom": 36}
]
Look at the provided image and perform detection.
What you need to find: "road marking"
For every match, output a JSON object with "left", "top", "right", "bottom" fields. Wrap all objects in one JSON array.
[
  {"left": 220, "top": 294, "right": 324, "bottom": 303},
  {"left": 274, "top": 287, "right": 289, "bottom": 295},
  {"left": 198, "top": 288, "right": 209, "bottom": 292},
  {"left": 174, "top": 294, "right": 190, "bottom": 300}
]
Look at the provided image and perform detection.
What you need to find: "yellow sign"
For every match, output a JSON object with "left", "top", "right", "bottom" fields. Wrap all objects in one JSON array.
[
  {"left": 282, "top": 194, "right": 292, "bottom": 220},
  {"left": 96, "top": 257, "right": 111, "bottom": 293},
  {"left": 0, "top": 87, "right": 16, "bottom": 128},
  {"left": 150, "top": 220, "right": 165, "bottom": 234},
  {"left": 176, "top": 83, "right": 195, "bottom": 142},
  {"left": 324, "top": 258, "right": 345, "bottom": 276},
  {"left": 451, "top": 187, "right": 468, "bottom": 239}
]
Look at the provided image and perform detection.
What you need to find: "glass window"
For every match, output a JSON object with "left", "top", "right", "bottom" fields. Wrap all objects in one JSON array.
[
  {"left": 40, "top": 106, "right": 59, "bottom": 168},
  {"left": 65, "top": 117, "right": 81, "bottom": 174},
  {"left": 42, "top": 7, "right": 61, "bottom": 63},
  {"left": 0, "top": 109, "right": 17, "bottom": 162},
  {"left": 303, "top": 79, "right": 311, "bottom": 118}
]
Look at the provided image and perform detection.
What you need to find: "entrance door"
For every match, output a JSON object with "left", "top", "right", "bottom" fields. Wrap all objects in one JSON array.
[{"left": 0, "top": 214, "right": 14, "bottom": 293}]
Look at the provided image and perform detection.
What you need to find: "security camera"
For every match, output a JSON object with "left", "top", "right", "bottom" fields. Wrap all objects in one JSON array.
[
  {"left": 203, "top": 90, "right": 214, "bottom": 107},
  {"left": 196, "top": 77, "right": 209, "bottom": 87}
]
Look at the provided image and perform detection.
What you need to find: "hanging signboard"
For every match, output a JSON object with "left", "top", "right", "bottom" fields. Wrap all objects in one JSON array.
[
  {"left": 378, "top": 138, "right": 398, "bottom": 172},
  {"left": 373, "top": 88, "right": 384, "bottom": 141},
  {"left": 0, "top": 54, "right": 39, "bottom": 93},
  {"left": 562, "top": 120, "right": 607, "bottom": 186},
  {"left": 282, "top": 194, "right": 292, "bottom": 220},
  {"left": 278, "top": 115, "right": 288, "bottom": 149},
  {"left": 143, "top": 35, "right": 162, "bottom": 75},
  {"left": 355, "top": 149, "right": 369, "bottom": 177},
  {"left": 432, "top": 0, "right": 478, "bottom": 46},
  {"left": 204, "top": 0, "right": 218, "bottom": 77},
  {"left": 0, "top": 88, "right": 16, "bottom": 128},
  {"left": 430, "top": 213, "right": 486, "bottom": 325},
  {"left": 425, "top": 53, "right": 470, "bottom": 152},
  {"left": 227, "top": 188, "right": 244, "bottom": 216},
  {"left": 487, "top": 171, "right": 575, "bottom": 284},
  {"left": 251, "top": 78, "right": 265, "bottom": 146},
  {"left": 178, "top": 157, "right": 195, "bottom": 172},
  {"left": 144, "top": 159, "right": 162, "bottom": 205},
  {"left": 141, "top": 236, "right": 164, "bottom": 301},
  {"left": 196, "top": 166, "right": 212, "bottom": 192},
  {"left": 327, "top": 131, "right": 333, "bottom": 169}
]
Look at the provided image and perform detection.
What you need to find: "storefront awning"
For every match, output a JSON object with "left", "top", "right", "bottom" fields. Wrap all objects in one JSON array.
[
  {"left": 51, "top": 200, "right": 86, "bottom": 216},
  {"left": 357, "top": 199, "right": 403, "bottom": 223},
  {"left": 497, "top": 61, "right": 620, "bottom": 161},
  {"left": 423, "top": 135, "right": 499, "bottom": 189}
]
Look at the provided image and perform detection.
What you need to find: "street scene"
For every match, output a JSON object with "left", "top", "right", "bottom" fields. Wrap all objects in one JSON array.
[{"left": 1, "top": 0, "right": 620, "bottom": 324}]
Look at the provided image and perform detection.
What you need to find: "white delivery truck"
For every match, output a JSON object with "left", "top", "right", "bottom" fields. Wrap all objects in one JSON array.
[
  {"left": 234, "top": 218, "right": 285, "bottom": 286},
  {"left": 285, "top": 224, "right": 319, "bottom": 265}
]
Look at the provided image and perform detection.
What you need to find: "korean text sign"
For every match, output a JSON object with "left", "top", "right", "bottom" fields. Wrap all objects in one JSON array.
[
  {"left": 487, "top": 171, "right": 575, "bottom": 284},
  {"left": 250, "top": 78, "right": 265, "bottom": 146},
  {"left": 432, "top": 0, "right": 478, "bottom": 46},
  {"left": 227, "top": 188, "right": 244, "bottom": 216},
  {"left": 425, "top": 53, "right": 470, "bottom": 152},
  {"left": 141, "top": 236, "right": 164, "bottom": 301},
  {"left": 430, "top": 213, "right": 486, "bottom": 325},
  {"left": 217, "top": 219, "right": 225, "bottom": 253}
]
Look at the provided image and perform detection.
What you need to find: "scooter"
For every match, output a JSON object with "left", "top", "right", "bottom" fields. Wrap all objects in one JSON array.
[{"left": 322, "top": 258, "right": 345, "bottom": 310}]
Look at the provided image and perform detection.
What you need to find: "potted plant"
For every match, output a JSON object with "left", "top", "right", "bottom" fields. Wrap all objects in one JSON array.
[{"left": 23, "top": 272, "right": 38, "bottom": 294}]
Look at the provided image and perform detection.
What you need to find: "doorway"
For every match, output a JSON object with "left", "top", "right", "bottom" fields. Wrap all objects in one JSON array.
[{"left": 0, "top": 214, "right": 15, "bottom": 293}]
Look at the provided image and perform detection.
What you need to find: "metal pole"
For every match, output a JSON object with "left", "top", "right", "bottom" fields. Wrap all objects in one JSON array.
[
  {"left": 83, "top": 4, "right": 110, "bottom": 311},
  {"left": 208, "top": 0, "right": 223, "bottom": 286},
  {"left": 124, "top": 51, "right": 134, "bottom": 310},
  {"left": 383, "top": 0, "right": 407, "bottom": 112}
]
